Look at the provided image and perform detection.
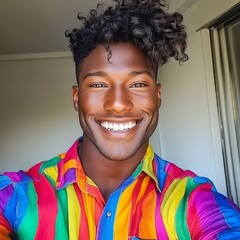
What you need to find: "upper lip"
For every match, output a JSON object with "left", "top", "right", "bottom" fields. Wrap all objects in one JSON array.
[{"left": 95, "top": 117, "right": 143, "bottom": 124}]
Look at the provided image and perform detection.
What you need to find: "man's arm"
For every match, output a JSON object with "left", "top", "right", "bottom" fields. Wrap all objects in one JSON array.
[{"left": 187, "top": 183, "right": 240, "bottom": 239}]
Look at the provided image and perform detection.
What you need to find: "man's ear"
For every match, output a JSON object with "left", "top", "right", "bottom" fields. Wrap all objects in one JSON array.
[
  {"left": 72, "top": 85, "right": 79, "bottom": 111},
  {"left": 157, "top": 83, "right": 161, "bottom": 108}
]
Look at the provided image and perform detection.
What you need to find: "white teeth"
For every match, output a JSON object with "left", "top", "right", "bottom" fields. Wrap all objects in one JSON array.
[
  {"left": 119, "top": 124, "right": 124, "bottom": 131},
  {"left": 113, "top": 123, "right": 118, "bottom": 131},
  {"left": 100, "top": 121, "right": 136, "bottom": 131}
]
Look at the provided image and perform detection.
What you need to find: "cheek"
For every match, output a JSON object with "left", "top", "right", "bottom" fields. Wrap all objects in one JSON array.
[
  {"left": 135, "top": 94, "right": 159, "bottom": 112},
  {"left": 79, "top": 93, "right": 104, "bottom": 116}
]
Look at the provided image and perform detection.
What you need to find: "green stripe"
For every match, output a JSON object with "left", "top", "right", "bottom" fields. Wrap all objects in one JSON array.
[
  {"left": 175, "top": 178, "right": 198, "bottom": 240},
  {"left": 40, "top": 156, "right": 61, "bottom": 173},
  {"left": 55, "top": 189, "right": 69, "bottom": 240},
  {"left": 17, "top": 182, "right": 38, "bottom": 240}
]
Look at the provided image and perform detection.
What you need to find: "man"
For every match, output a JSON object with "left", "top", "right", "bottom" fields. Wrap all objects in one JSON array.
[{"left": 0, "top": 0, "right": 240, "bottom": 239}]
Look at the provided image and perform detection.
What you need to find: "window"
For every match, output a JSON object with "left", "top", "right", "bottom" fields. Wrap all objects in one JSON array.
[{"left": 209, "top": 4, "right": 240, "bottom": 205}]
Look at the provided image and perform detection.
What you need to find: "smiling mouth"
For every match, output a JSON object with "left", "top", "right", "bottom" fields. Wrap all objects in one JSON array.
[{"left": 100, "top": 121, "right": 137, "bottom": 131}]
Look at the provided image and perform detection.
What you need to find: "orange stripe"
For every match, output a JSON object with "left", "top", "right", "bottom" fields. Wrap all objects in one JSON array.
[
  {"left": 139, "top": 188, "right": 157, "bottom": 238},
  {"left": 63, "top": 159, "right": 77, "bottom": 175},
  {"left": 0, "top": 232, "right": 10, "bottom": 240},
  {"left": 0, "top": 225, "right": 11, "bottom": 240}
]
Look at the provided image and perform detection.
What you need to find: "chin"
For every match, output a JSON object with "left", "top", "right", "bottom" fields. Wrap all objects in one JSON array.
[
  {"left": 98, "top": 140, "right": 148, "bottom": 162},
  {"left": 100, "top": 152, "right": 135, "bottom": 162}
]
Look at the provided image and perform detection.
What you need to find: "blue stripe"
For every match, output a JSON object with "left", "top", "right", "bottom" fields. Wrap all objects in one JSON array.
[
  {"left": 154, "top": 153, "right": 168, "bottom": 191},
  {"left": 214, "top": 192, "right": 240, "bottom": 231},
  {"left": 5, "top": 176, "right": 29, "bottom": 231},
  {"left": 97, "top": 189, "right": 122, "bottom": 240}
]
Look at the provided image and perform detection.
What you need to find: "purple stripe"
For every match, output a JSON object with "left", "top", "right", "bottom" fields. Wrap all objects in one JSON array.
[
  {"left": 4, "top": 170, "right": 26, "bottom": 182},
  {"left": 155, "top": 191, "right": 168, "bottom": 240},
  {"left": 58, "top": 168, "right": 76, "bottom": 188},
  {"left": 0, "top": 184, "right": 14, "bottom": 211}
]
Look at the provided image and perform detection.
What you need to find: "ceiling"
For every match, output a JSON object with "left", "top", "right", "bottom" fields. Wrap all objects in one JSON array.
[{"left": 0, "top": 0, "right": 188, "bottom": 55}]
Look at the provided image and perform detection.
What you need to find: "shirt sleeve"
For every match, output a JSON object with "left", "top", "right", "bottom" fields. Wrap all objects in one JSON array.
[
  {"left": 0, "top": 172, "right": 30, "bottom": 240},
  {"left": 0, "top": 212, "right": 12, "bottom": 240},
  {"left": 0, "top": 174, "right": 14, "bottom": 240},
  {"left": 187, "top": 182, "right": 240, "bottom": 239}
]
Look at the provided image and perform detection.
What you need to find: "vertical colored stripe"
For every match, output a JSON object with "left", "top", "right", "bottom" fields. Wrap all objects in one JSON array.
[
  {"left": 114, "top": 180, "right": 135, "bottom": 240},
  {"left": 34, "top": 175, "right": 58, "bottom": 240},
  {"left": 66, "top": 184, "right": 81, "bottom": 240},
  {"left": 131, "top": 176, "right": 151, "bottom": 235},
  {"left": 138, "top": 189, "right": 157, "bottom": 239},
  {"left": 129, "top": 176, "right": 144, "bottom": 236},
  {"left": 175, "top": 178, "right": 198, "bottom": 240},
  {"left": 44, "top": 173, "right": 69, "bottom": 240},
  {"left": 74, "top": 185, "right": 91, "bottom": 240},
  {"left": 17, "top": 182, "right": 38, "bottom": 240},
  {"left": 97, "top": 190, "right": 122, "bottom": 240},
  {"left": 55, "top": 189, "right": 69, "bottom": 240},
  {"left": 153, "top": 154, "right": 168, "bottom": 191},
  {"left": 155, "top": 191, "right": 168, "bottom": 240},
  {"left": 161, "top": 178, "right": 188, "bottom": 239},
  {"left": 4, "top": 175, "right": 29, "bottom": 232}
]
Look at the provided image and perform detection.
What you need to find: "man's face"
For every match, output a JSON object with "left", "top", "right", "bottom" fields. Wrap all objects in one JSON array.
[{"left": 72, "top": 42, "right": 161, "bottom": 161}]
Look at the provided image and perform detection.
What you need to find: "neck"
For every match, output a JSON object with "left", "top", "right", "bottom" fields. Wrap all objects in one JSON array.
[{"left": 78, "top": 136, "right": 148, "bottom": 202}]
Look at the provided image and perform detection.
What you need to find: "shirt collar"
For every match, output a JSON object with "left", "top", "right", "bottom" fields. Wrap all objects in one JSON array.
[{"left": 55, "top": 138, "right": 160, "bottom": 192}]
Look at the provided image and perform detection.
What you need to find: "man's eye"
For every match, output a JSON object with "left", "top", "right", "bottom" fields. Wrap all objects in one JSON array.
[
  {"left": 130, "top": 82, "right": 147, "bottom": 88},
  {"left": 89, "top": 83, "right": 107, "bottom": 88}
]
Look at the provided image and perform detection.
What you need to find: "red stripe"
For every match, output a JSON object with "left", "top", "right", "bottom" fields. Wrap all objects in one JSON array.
[
  {"left": 132, "top": 178, "right": 155, "bottom": 235},
  {"left": 74, "top": 184, "right": 90, "bottom": 239},
  {"left": 129, "top": 176, "right": 144, "bottom": 235}
]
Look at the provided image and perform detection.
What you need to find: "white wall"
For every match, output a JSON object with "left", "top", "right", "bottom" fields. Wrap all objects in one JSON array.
[
  {"left": 158, "top": 0, "right": 240, "bottom": 195},
  {"left": 0, "top": 56, "right": 82, "bottom": 172}
]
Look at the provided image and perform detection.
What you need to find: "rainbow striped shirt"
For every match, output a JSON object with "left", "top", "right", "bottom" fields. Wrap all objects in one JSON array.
[{"left": 0, "top": 139, "right": 240, "bottom": 240}]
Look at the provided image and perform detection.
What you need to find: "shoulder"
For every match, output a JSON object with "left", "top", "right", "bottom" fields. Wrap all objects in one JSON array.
[
  {"left": 0, "top": 155, "right": 63, "bottom": 197},
  {"left": 153, "top": 153, "right": 214, "bottom": 193},
  {"left": 0, "top": 170, "right": 31, "bottom": 193},
  {"left": 0, "top": 155, "right": 63, "bottom": 228},
  {"left": 153, "top": 154, "right": 240, "bottom": 238}
]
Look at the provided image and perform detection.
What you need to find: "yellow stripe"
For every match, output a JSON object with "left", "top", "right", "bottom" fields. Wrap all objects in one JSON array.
[
  {"left": 82, "top": 194, "right": 96, "bottom": 240},
  {"left": 160, "top": 178, "right": 187, "bottom": 239},
  {"left": 114, "top": 181, "right": 136, "bottom": 240},
  {"left": 44, "top": 165, "right": 58, "bottom": 183},
  {"left": 142, "top": 145, "right": 160, "bottom": 190},
  {"left": 67, "top": 185, "right": 81, "bottom": 240}
]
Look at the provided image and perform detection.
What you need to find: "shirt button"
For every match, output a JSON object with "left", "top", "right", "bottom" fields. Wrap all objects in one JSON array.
[{"left": 106, "top": 211, "right": 112, "bottom": 217}]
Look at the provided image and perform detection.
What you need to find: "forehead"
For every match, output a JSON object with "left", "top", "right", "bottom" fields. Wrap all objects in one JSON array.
[{"left": 77, "top": 42, "right": 155, "bottom": 80}]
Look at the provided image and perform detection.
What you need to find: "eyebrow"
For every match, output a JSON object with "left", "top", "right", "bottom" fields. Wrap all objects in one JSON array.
[
  {"left": 129, "top": 70, "right": 154, "bottom": 78},
  {"left": 82, "top": 70, "right": 154, "bottom": 81},
  {"left": 82, "top": 71, "right": 107, "bottom": 81}
]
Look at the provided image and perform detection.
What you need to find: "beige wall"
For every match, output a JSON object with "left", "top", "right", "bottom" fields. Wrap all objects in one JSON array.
[
  {"left": 0, "top": 56, "right": 82, "bottom": 172},
  {"left": 158, "top": 0, "right": 240, "bottom": 195}
]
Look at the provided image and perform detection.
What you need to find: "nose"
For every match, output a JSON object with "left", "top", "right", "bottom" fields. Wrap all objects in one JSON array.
[{"left": 103, "top": 86, "right": 133, "bottom": 113}]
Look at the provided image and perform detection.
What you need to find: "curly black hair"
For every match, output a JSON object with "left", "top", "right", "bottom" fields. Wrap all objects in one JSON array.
[{"left": 66, "top": 0, "right": 188, "bottom": 77}]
